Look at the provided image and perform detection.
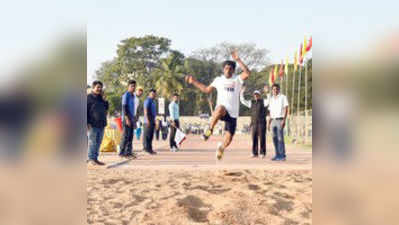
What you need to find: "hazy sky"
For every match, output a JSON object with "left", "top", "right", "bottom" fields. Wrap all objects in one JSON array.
[
  {"left": 87, "top": 0, "right": 397, "bottom": 82},
  {"left": 0, "top": 1, "right": 397, "bottom": 83}
]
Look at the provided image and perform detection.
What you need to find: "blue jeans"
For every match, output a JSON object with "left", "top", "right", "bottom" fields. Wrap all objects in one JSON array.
[
  {"left": 87, "top": 126, "right": 105, "bottom": 160},
  {"left": 271, "top": 119, "right": 286, "bottom": 158}
]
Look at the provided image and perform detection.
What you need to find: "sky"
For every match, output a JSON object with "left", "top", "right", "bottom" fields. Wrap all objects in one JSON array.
[
  {"left": 0, "top": 0, "right": 397, "bottom": 83},
  {"left": 87, "top": 0, "right": 398, "bottom": 82}
]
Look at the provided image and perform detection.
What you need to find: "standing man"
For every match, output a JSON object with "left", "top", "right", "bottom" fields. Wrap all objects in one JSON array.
[
  {"left": 143, "top": 89, "right": 157, "bottom": 155},
  {"left": 133, "top": 87, "right": 144, "bottom": 127},
  {"left": 240, "top": 86, "right": 269, "bottom": 158},
  {"left": 119, "top": 80, "right": 136, "bottom": 158},
  {"left": 133, "top": 86, "right": 144, "bottom": 139},
  {"left": 267, "top": 83, "right": 289, "bottom": 161},
  {"left": 185, "top": 50, "right": 251, "bottom": 160},
  {"left": 87, "top": 80, "right": 109, "bottom": 165},
  {"left": 168, "top": 93, "right": 180, "bottom": 152}
]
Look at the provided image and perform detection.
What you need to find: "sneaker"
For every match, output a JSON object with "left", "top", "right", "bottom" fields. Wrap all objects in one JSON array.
[
  {"left": 251, "top": 154, "right": 259, "bottom": 158},
  {"left": 202, "top": 128, "right": 213, "bottom": 141},
  {"left": 271, "top": 156, "right": 279, "bottom": 161},
  {"left": 150, "top": 151, "right": 157, "bottom": 155},
  {"left": 125, "top": 153, "right": 137, "bottom": 159},
  {"left": 95, "top": 160, "right": 106, "bottom": 166},
  {"left": 216, "top": 142, "right": 224, "bottom": 161},
  {"left": 261, "top": 154, "right": 266, "bottom": 159},
  {"left": 87, "top": 159, "right": 97, "bottom": 166},
  {"left": 87, "top": 159, "right": 105, "bottom": 166},
  {"left": 277, "top": 157, "right": 286, "bottom": 161}
]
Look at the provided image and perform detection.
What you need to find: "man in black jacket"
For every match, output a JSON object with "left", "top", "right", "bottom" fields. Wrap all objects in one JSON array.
[
  {"left": 240, "top": 86, "right": 269, "bottom": 158},
  {"left": 87, "top": 80, "right": 109, "bottom": 165}
]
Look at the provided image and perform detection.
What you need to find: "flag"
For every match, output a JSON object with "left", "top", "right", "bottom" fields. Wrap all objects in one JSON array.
[
  {"left": 306, "top": 36, "right": 312, "bottom": 51},
  {"left": 302, "top": 36, "right": 308, "bottom": 58},
  {"left": 299, "top": 43, "right": 304, "bottom": 64},
  {"left": 285, "top": 57, "right": 289, "bottom": 75},
  {"left": 268, "top": 68, "right": 274, "bottom": 86},
  {"left": 274, "top": 65, "right": 278, "bottom": 81},
  {"left": 294, "top": 50, "right": 298, "bottom": 72},
  {"left": 279, "top": 60, "right": 284, "bottom": 78}
]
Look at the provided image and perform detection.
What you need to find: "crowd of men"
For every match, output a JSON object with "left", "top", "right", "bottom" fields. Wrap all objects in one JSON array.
[{"left": 87, "top": 51, "right": 289, "bottom": 166}]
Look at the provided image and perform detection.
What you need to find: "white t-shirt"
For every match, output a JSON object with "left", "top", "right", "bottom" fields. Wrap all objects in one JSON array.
[
  {"left": 134, "top": 94, "right": 140, "bottom": 115},
  {"left": 268, "top": 94, "right": 289, "bottom": 119},
  {"left": 210, "top": 74, "right": 244, "bottom": 118}
]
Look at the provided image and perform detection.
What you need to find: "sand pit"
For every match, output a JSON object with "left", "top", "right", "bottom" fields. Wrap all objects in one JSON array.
[{"left": 87, "top": 135, "right": 312, "bottom": 225}]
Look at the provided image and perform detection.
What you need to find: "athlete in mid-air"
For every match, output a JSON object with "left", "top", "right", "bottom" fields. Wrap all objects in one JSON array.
[{"left": 185, "top": 50, "right": 251, "bottom": 160}]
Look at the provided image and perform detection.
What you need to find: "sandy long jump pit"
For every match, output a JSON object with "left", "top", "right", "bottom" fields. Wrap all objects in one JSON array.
[{"left": 87, "top": 135, "right": 312, "bottom": 225}]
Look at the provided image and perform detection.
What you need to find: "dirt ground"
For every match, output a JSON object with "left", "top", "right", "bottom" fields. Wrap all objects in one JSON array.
[{"left": 87, "top": 134, "right": 312, "bottom": 225}]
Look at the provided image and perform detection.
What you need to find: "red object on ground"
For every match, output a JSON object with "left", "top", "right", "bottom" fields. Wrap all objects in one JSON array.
[{"left": 114, "top": 117, "right": 123, "bottom": 132}]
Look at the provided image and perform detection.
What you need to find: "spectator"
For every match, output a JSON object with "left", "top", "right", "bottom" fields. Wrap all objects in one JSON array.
[
  {"left": 143, "top": 89, "right": 157, "bottom": 154},
  {"left": 267, "top": 83, "right": 289, "bottom": 161},
  {"left": 118, "top": 80, "right": 137, "bottom": 159},
  {"left": 87, "top": 80, "right": 109, "bottom": 166},
  {"left": 168, "top": 93, "right": 180, "bottom": 151}
]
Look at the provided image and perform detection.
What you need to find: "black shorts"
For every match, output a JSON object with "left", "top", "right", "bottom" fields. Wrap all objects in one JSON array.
[{"left": 220, "top": 111, "right": 237, "bottom": 135}]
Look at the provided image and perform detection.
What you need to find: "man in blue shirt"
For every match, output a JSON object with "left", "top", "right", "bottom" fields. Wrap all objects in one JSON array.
[
  {"left": 143, "top": 89, "right": 157, "bottom": 154},
  {"left": 168, "top": 93, "right": 180, "bottom": 152},
  {"left": 119, "top": 80, "right": 136, "bottom": 158}
]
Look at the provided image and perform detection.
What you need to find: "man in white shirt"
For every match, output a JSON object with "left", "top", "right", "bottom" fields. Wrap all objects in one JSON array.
[
  {"left": 267, "top": 83, "right": 289, "bottom": 161},
  {"left": 185, "top": 50, "right": 251, "bottom": 160},
  {"left": 134, "top": 87, "right": 143, "bottom": 122}
]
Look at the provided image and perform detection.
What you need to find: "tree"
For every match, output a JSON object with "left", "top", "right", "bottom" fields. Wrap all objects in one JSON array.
[
  {"left": 116, "top": 35, "right": 171, "bottom": 89},
  {"left": 153, "top": 51, "right": 185, "bottom": 99},
  {"left": 191, "top": 42, "right": 270, "bottom": 71}
]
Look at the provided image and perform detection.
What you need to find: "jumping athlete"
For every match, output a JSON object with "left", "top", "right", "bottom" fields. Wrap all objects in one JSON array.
[{"left": 185, "top": 50, "right": 251, "bottom": 160}]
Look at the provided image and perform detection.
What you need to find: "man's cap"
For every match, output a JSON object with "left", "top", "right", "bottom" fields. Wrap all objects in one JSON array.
[{"left": 253, "top": 90, "right": 261, "bottom": 95}]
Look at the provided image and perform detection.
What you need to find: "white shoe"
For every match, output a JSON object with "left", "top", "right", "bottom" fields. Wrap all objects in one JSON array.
[{"left": 216, "top": 142, "right": 224, "bottom": 161}]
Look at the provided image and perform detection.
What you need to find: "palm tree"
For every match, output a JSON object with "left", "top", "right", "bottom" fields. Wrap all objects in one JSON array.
[{"left": 153, "top": 51, "right": 185, "bottom": 99}]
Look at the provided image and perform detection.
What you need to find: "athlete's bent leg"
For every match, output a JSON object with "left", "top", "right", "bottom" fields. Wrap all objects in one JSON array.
[{"left": 210, "top": 106, "right": 226, "bottom": 130}]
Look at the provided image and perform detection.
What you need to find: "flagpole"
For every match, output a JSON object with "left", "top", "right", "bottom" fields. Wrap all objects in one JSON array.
[
  {"left": 290, "top": 67, "right": 296, "bottom": 139},
  {"left": 285, "top": 68, "right": 288, "bottom": 96},
  {"left": 304, "top": 61, "right": 308, "bottom": 144},
  {"left": 296, "top": 64, "right": 302, "bottom": 143}
]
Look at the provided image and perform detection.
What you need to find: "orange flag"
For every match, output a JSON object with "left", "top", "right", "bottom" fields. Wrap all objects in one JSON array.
[
  {"left": 294, "top": 50, "right": 298, "bottom": 72},
  {"left": 299, "top": 43, "right": 304, "bottom": 64},
  {"left": 279, "top": 60, "right": 284, "bottom": 78},
  {"left": 306, "top": 36, "right": 312, "bottom": 51},
  {"left": 268, "top": 68, "right": 274, "bottom": 86},
  {"left": 302, "top": 36, "right": 308, "bottom": 58}
]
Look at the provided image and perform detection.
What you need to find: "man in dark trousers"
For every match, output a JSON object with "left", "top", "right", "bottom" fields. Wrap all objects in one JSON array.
[
  {"left": 168, "top": 93, "right": 180, "bottom": 152},
  {"left": 143, "top": 89, "right": 157, "bottom": 154},
  {"left": 87, "top": 80, "right": 109, "bottom": 165},
  {"left": 240, "top": 86, "right": 269, "bottom": 158},
  {"left": 119, "top": 80, "right": 136, "bottom": 159}
]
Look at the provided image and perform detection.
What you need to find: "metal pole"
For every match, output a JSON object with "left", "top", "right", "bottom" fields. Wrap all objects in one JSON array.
[
  {"left": 291, "top": 68, "right": 296, "bottom": 139},
  {"left": 296, "top": 65, "right": 302, "bottom": 142},
  {"left": 304, "top": 62, "right": 308, "bottom": 144}
]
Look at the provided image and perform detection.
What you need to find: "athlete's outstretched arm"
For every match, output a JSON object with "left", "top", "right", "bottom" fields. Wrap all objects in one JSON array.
[
  {"left": 185, "top": 75, "right": 215, "bottom": 94},
  {"left": 231, "top": 50, "right": 251, "bottom": 80}
]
